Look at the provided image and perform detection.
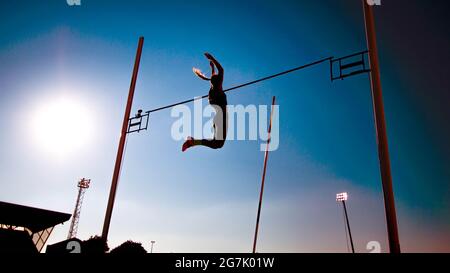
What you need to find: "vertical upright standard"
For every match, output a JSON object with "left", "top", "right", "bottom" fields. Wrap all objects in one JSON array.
[
  {"left": 68, "top": 178, "right": 91, "bottom": 239},
  {"left": 362, "top": 1, "right": 400, "bottom": 253},
  {"left": 252, "top": 96, "right": 276, "bottom": 253},
  {"left": 102, "top": 37, "right": 145, "bottom": 242}
]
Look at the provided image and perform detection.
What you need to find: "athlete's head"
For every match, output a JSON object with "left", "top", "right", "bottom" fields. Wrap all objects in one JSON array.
[{"left": 210, "top": 74, "right": 220, "bottom": 87}]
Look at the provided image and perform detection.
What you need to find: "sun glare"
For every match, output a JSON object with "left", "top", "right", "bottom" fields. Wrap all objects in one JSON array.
[{"left": 31, "top": 96, "right": 93, "bottom": 158}]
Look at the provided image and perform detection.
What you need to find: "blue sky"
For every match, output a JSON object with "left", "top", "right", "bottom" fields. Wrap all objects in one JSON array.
[{"left": 0, "top": 0, "right": 449, "bottom": 252}]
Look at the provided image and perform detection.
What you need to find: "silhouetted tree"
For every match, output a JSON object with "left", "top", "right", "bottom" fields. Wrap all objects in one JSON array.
[
  {"left": 82, "top": 235, "right": 109, "bottom": 254},
  {"left": 110, "top": 240, "right": 147, "bottom": 255}
]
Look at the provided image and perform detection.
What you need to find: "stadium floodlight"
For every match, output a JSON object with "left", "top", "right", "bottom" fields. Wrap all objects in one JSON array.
[{"left": 336, "top": 192, "right": 348, "bottom": 202}]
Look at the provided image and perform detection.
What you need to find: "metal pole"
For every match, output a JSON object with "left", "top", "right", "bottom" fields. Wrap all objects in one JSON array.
[
  {"left": 362, "top": 1, "right": 401, "bottom": 253},
  {"left": 252, "top": 96, "right": 276, "bottom": 253},
  {"left": 150, "top": 241, "right": 155, "bottom": 253},
  {"left": 102, "top": 37, "right": 145, "bottom": 241},
  {"left": 342, "top": 200, "right": 355, "bottom": 253}
]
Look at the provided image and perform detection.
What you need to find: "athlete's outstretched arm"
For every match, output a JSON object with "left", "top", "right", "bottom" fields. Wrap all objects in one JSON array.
[
  {"left": 193, "top": 67, "right": 210, "bottom": 81},
  {"left": 205, "top": 53, "right": 223, "bottom": 77},
  {"left": 210, "top": 61, "right": 216, "bottom": 76}
]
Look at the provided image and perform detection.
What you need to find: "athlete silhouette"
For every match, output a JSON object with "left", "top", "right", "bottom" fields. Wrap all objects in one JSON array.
[{"left": 182, "top": 53, "right": 227, "bottom": 152}]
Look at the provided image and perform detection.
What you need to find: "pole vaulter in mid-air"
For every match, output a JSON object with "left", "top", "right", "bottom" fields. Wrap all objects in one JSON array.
[{"left": 182, "top": 53, "right": 228, "bottom": 152}]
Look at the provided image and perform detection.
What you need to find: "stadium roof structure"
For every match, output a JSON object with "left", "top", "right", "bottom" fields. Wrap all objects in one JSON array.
[{"left": 0, "top": 201, "right": 71, "bottom": 253}]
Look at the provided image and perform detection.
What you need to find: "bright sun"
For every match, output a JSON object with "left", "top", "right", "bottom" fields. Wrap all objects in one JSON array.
[{"left": 31, "top": 96, "right": 93, "bottom": 158}]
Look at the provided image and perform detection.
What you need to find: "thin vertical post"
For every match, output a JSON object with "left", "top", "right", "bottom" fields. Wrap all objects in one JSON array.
[
  {"left": 342, "top": 200, "right": 355, "bottom": 253},
  {"left": 102, "top": 37, "right": 144, "bottom": 242},
  {"left": 150, "top": 241, "right": 155, "bottom": 253},
  {"left": 252, "top": 96, "right": 276, "bottom": 253},
  {"left": 362, "top": 1, "right": 401, "bottom": 253}
]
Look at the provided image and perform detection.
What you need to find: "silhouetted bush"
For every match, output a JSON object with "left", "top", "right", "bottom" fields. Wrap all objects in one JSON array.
[
  {"left": 110, "top": 240, "right": 147, "bottom": 255},
  {"left": 82, "top": 235, "right": 109, "bottom": 254}
]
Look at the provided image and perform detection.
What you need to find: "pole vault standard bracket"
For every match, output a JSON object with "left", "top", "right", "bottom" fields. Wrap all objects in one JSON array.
[
  {"left": 330, "top": 50, "right": 370, "bottom": 81},
  {"left": 127, "top": 109, "right": 150, "bottom": 134}
]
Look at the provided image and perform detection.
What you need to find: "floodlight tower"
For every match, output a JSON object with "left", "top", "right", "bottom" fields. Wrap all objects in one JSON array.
[
  {"left": 336, "top": 192, "right": 355, "bottom": 253},
  {"left": 150, "top": 240, "right": 155, "bottom": 253},
  {"left": 67, "top": 178, "right": 91, "bottom": 239}
]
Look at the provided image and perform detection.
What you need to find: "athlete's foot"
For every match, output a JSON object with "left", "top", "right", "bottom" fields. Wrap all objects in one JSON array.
[{"left": 182, "top": 136, "right": 194, "bottom": 152}]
